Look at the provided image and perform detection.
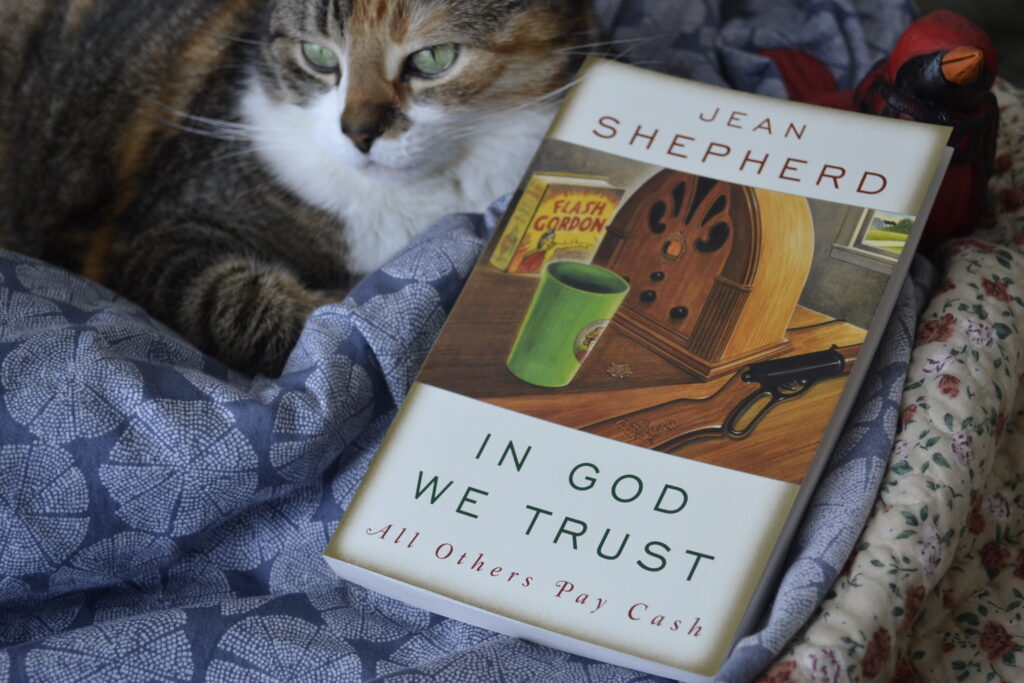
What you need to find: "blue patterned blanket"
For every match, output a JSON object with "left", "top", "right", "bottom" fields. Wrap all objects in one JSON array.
[{"left": 0, "top": 1, "right": 921, "bottom": 680}]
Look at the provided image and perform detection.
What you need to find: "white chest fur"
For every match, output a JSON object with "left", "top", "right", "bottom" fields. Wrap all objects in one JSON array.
[{"left": 240, "top": 81, "right": 556, "bottom": 275}]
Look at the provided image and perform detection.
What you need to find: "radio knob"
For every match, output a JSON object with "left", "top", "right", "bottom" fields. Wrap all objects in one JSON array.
[
  {"left": 650, "top": 271, "right": 665, "bottom": 282},
  {"left": 670, "top": 306, "right": 689, "bottom": 320},
  {"left": 640, "top": 290, "right": 657, "bottom": 303}
]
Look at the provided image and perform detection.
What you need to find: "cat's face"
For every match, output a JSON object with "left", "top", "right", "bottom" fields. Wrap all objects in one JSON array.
[{"left": 253, "top": 0, "right": 595, "bottom": 178}]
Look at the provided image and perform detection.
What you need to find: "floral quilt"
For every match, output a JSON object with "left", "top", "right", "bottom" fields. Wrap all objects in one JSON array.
[{"left": 761, "top": 80, "right": 1024, "bottom": 683}]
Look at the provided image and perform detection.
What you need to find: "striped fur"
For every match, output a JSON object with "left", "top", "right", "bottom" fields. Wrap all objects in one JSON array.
[{"left": 0, "top": 0, "right": 596, "bottom": 375}]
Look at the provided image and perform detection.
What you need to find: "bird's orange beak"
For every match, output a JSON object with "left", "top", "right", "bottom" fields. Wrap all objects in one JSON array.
[{"left": 941, "top": 46, "right": 984, "bottom": 85}]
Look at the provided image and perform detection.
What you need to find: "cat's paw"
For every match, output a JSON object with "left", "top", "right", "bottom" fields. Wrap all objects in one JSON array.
[{"left": 180, "top": 258, "right": 347, "bottom": 377}]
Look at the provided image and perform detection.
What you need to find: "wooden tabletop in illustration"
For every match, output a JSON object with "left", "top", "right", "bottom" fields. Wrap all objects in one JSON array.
[{"left": 417, "top": 266, "right": 866, "bottom": 484}]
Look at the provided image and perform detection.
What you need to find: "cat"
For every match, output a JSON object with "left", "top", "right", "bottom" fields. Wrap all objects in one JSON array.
[{"left": 0, "top": 0, "right": 597, "bottom": 376}]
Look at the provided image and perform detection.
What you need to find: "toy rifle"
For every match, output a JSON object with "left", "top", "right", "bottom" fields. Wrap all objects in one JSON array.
[{"left": 581, "top": 344, "right": 860, "bottom": 452}]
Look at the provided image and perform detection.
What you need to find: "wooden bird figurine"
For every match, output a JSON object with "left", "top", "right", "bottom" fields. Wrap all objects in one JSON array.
[{"left": 764, "top": 10, "right": 1000, "bottom": 249}]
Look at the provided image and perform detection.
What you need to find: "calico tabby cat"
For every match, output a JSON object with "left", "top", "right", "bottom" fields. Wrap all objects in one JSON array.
[{"left": 0, "top": 0, "right": 596, "bottom": 375}]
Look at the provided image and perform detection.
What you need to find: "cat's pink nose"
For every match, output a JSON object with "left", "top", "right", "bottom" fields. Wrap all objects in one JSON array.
[
  {"left": 341, "top": 102, "right": 395, "bottom": 154},
  {"left": 343, "top": 127, "right": 377, "bottom": 154}
]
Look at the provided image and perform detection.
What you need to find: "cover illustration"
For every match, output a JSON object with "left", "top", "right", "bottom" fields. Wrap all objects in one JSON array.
[
  {"left": 324, "top": 59, "right": 951, "bottom": 680},
  {"left": 489, "top": 172, "right": 624, "bottom": 274}
]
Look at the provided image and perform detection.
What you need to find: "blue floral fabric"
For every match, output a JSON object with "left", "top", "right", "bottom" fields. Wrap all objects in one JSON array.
[{"left": 0, "top": 2, "right": 918, "bottom": 681}]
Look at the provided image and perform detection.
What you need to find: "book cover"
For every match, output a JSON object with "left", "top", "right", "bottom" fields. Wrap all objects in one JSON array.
[
  {"left": 324, "top": 59, "right": 952, "bottom": 680},
  {"left": 489, "top": 173, "right": 624, "bottom": 274}
]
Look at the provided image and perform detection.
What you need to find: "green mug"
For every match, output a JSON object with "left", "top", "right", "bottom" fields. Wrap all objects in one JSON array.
[{"left": 507, "top": 262, "right": 630, "bottom": 387}]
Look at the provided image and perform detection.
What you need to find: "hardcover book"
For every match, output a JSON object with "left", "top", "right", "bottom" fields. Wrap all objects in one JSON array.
[{"left": 324, "top": 58, "right": 952, "bottom": 680}]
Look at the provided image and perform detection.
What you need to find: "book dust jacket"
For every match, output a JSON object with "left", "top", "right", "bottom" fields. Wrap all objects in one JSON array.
[{"left": 325, "top": 59, "right": 952, "bottom": 680}]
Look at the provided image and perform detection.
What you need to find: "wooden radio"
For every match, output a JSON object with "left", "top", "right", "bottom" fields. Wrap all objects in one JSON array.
[{"left": 593, "top": 169, "right": 815, "bottom": 380}]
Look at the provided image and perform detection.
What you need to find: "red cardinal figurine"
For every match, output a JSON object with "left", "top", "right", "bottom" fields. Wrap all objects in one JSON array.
[{"left": 765, "top": 10, "right": 999, "bottom": 249}]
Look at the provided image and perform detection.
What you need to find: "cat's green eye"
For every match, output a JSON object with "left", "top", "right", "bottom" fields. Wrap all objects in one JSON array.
[
  {"left": 301, "top": 41, "right": 339, "bottom": 73},
  {"left": 407, "top": 43, "right": 459, "bottom": 78}
]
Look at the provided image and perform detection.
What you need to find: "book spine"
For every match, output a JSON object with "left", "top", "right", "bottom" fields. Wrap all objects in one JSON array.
[{"left": 489, "top": 176, "right": 548, "bottom": 271}]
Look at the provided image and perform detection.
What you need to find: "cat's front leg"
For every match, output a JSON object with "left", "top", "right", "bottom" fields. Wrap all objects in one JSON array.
[
  {"left": 113, "top": 239, "right": 345, "bottom": 377},
  {"left": 176, "top": 257, "right": 343, "bottom": 377}
]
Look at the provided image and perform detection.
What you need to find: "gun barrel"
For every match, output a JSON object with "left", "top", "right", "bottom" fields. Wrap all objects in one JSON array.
[{"left": 740, "top": 345, "right": 856, "bottom": 386}]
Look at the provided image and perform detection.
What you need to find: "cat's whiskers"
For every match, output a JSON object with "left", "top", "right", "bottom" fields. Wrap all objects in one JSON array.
[
  {"left": 494, "top": 77, "right": 584, "bottom": 115},
  {"left": 485, "top": 37, "right": 660, "bottom": 118},
  {"left": 135, "top": 95, "right": 272, "bottom": 143},
  {"left": 206, "top": 145, "right": 286, "bottom": 165},
  {"left": 159, "top": 114, "right": 268, "bottom": 143},
  {"left": 195, "top": 29, "right": 267, "bottom": 47},
  {"left": 173, "top": 111, "right": 264, "bottom": 133},
  {"left": 156, "top": 120, "right": 256, "bottom": 142},
  {"left": 557, "top": 48, "right": 648, "bottom": 65},
  {"left": 554, "top": 35, "right": 661, "bottom": 57}
]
